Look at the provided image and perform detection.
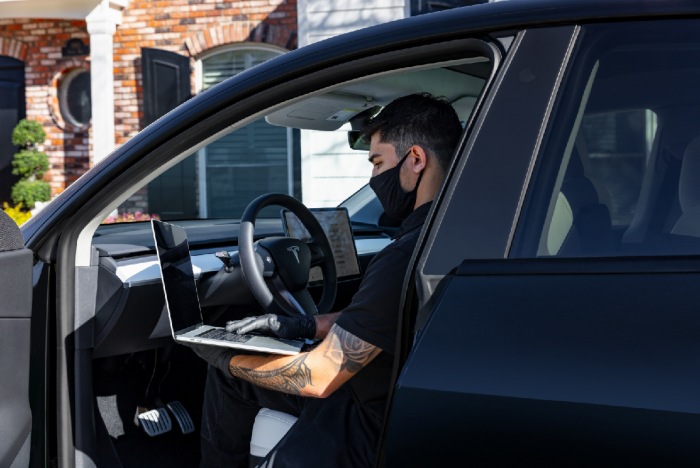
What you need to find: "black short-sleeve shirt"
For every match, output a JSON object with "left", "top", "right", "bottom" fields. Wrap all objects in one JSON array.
[{"left": 335, "top": 202, "right": 431, "bottom": 430}]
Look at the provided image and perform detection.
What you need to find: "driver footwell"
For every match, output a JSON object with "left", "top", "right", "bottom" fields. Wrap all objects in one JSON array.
[{"left": 93, "top": 346, "right": 207, "bottom": 467}]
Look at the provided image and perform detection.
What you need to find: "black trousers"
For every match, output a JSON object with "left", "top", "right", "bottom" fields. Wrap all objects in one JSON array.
[{"left": 200, "top": 365, "right": 379, "bottom": 468}]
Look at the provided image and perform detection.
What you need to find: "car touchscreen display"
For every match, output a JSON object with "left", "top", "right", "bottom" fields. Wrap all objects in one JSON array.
[{"left": 282, "top": 208, "right": 361, "bottom": 283}]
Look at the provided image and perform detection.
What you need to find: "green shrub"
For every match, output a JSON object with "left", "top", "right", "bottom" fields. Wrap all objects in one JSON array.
[
  {"left": 11, "top": 180, "right": 50, "bottom": 209},
  {"left": 12, "top": 119, "right": 46, "bottom": 147},
  {"left": 10, "top": 119, "right": 50, "bottom": 209},
  {"left": 12, "top": 149, "right": 49, "bottom": 179}
]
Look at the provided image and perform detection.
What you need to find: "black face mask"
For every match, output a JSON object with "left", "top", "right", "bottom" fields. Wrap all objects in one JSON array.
[{"left": 369, "top": 151, "right": 424, "bottom": 222}]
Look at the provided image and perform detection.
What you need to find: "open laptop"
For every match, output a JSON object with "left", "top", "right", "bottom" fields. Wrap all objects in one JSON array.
[{"left": 151, "top": 219, "right": 304, "bottom": 355}]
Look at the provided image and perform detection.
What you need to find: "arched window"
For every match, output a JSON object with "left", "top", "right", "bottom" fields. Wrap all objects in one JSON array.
[{"left": 196, "top": 45, "right": 294, "bottom": 219}]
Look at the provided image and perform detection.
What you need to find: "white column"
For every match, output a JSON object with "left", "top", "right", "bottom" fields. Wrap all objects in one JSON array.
[
  {"left": 297, "top": 0, "right": 309, "bottom": 48},
  {"left": 86, "top": 0, "right": 127, "bottom": 165}
]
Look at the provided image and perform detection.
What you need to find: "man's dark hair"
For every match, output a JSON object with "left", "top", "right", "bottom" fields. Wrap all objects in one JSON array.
[{"left": 359, "top": 93, "right": 463, "bottom": 172}]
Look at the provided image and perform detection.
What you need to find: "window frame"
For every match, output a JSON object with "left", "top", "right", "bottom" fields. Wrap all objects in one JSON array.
[{"left": 58, "top": 67, "right": 91, "bottom": 127}]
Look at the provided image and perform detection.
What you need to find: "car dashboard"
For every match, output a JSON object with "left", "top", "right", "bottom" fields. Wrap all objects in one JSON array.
[{"left": 89, "top": 218, "right": 392, "bottom": 358}]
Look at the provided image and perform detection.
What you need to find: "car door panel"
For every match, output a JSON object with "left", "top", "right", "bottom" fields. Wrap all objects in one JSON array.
[
  {"left": 0, "top": 244, "right": 33, "bottom": 468},
  {"left": 388, "top": 257, "right": 700, "bottom": 465}
]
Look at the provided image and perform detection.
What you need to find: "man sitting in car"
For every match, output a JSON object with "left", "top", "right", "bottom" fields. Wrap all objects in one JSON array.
[{"left": 186, "top": 92, "right": 463, "bottom": 467}]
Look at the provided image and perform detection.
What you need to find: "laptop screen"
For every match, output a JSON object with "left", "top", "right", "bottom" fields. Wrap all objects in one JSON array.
[{"left": 152, "top": 220, "right": 202, "bottom": 335}]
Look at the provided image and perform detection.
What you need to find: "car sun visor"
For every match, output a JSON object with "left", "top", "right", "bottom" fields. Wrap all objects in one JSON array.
[{"left": 266, "top": 92, "right": 375, "bottom": 131}]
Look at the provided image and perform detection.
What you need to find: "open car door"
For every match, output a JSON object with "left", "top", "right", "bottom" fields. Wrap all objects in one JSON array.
[{"left": 0, "top": 211, "right": 33, "bottom": 468}]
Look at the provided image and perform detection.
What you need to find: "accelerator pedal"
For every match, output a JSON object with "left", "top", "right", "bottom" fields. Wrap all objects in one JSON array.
[
  {"left": 137, "top": 408, "right": 172, "bottom": 437},
  {"left": 167, "top": 401, "right": 195, "bottom": 434}
]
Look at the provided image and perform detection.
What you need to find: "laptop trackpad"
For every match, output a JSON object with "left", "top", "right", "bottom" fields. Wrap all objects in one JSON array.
[{"left": 249, "top": 336, "right": 303, "bottom": 353}]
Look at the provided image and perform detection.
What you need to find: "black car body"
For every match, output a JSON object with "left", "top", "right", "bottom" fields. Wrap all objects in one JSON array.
[{"left": 2, "top": 0, "right": 700, "bottom": 466}]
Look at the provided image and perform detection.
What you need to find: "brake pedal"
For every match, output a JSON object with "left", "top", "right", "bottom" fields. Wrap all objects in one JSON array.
[
  {"left": 167, "top": 401, "right": 195, "bottom": 434},
  {"left": 137, "top": 408, "right": 172, "bottom": 437}
]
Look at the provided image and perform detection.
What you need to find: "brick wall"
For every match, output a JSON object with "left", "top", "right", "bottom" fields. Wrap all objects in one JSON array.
[
  {"left": 113, "top": 0, "right": 298, "bottom": 147},
  {"left": 0, "top": 19, "right": 91, "bottom": 196}
]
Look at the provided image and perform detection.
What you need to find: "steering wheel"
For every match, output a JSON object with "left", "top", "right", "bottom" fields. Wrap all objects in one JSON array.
[{"left": 238, "top": 193, "right": 337, "bottom": 317}]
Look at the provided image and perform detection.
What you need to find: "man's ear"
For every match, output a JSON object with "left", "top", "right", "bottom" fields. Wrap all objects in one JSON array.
[{"left": 409, "top": 145, "right": 428, "bottom": 174}]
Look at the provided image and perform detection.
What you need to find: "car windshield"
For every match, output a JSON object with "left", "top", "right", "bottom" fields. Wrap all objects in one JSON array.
[{"left": 103, "top": 56, "right": 491, "bottom": 225}]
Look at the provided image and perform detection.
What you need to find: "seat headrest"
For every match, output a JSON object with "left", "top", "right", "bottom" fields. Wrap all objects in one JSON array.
[
  {"left": 679, "top": 135, "right": 700, "bottom": 213},
  {"left": 0, "top": 210, "right": 24, "bottom": 252}
]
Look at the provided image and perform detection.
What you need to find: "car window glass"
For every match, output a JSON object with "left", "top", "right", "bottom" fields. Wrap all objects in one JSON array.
[
  {"left": 102, "top": 56, "right": 491, "bottom": 225},
  {"left": 511, "top": 20, "right": 700, "bottom": 258}
]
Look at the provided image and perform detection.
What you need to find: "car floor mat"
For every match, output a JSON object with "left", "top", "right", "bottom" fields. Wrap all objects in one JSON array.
[{"left": 93, "top": 349, "right": 207, "bottom": 467}]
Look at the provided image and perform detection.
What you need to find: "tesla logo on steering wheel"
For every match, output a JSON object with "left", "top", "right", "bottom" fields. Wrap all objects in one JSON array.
[{"left": 287, "top": 246, "right": 300, "bottom": 263}]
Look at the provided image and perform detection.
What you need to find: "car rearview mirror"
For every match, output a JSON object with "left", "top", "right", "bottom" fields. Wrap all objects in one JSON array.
[{"left": 348, "top": 131, "right": 370, "bottom": 151}]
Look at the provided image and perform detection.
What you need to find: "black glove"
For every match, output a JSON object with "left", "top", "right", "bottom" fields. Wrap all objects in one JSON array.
[
  {"left": 181, "top": 342, "right": 236, "bottom": 375},
  {"left": 226, "top": 314, "right": 316, "bottom": 340}
]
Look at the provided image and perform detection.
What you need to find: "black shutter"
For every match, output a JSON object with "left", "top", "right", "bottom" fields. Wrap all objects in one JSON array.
[
  {"left": 0, "top": 57, "right": 26, "bottom": 205},
  {"left": 142, "top": 48, "right": 196, "bottom": 220},
  {"left": 410, "top": 0, "right": 486, "bottom": 16},
  {"left": 142, "top": 48, "right": 191, "bottom": 126}
]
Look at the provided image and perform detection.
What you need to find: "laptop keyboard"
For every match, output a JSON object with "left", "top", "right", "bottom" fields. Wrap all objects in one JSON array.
[{"left": 195, "top": 328, "right": 252, "bottom": 343}]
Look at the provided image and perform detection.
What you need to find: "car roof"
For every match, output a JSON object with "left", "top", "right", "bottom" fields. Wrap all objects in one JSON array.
[{"left": 22, "top": 0, "right": 700, "bottom": 244}]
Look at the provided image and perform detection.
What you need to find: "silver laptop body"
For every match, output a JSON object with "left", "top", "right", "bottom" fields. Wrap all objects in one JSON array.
[{"left": 151, "top": 219, "right": 304, "bottom": 355}]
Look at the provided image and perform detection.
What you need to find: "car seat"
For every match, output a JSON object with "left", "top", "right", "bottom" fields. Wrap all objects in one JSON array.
[
  {"left": 249, "top": 408, "right": 298, "bottom": 467},
  {"left": 547, "top": 134, "right": 613, "bottom": 256},
  {"left": 671, "top": 136, "right": 700, "bottom": 237}
]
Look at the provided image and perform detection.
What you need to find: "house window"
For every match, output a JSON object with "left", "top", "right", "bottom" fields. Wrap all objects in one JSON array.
[
  {"left": 201, "top": 48, "right": 280, "bottom": 89},
  {"left": 197, "top": 46, "right": 295, "bottom": 218},
  {"left": 59, "top": 68, "right": 91, "bottom": 127}
]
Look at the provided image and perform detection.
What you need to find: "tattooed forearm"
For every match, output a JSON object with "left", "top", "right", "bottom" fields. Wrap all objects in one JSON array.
[
  {"left": 229, "top": 354, "right": 313, "bottom": 395},
  {"left": 323, "top": 325, "right": 380, "bottom": 374},
  {"left": 226, "top": 325, "right": 379, "bottom": 398}
]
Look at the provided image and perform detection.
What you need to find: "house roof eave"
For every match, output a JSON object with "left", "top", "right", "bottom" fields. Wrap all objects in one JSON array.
[{"left": 0, "top": 0, "right": 104, "bottom": 20}]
